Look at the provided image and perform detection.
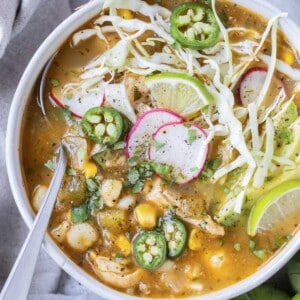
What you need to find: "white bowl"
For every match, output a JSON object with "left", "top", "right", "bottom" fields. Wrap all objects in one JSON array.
[{"left": 6, "top": 0, "right": 300, "bottom": 299}]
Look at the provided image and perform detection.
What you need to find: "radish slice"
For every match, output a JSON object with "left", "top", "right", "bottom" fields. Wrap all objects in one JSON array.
[
  {"left": 238, "top": 67, "right": 284, "bottom": 106},
  {"left": 149, "top": 122, "right": 208, "bottom": 184},
  {"left": 126, "top": 109, "right": 182, "bottom": 159},
  {"left": 49, "top": 85, "right": 105, "bottom": 118}
]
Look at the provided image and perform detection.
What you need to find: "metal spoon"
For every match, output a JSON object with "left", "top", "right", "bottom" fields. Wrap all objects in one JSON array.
[
  {"left": 37, "top": 53, "right": 57, "bottom": 116},
  {"left": 0, "top": 146, "right": 67, "bottom": 300}
]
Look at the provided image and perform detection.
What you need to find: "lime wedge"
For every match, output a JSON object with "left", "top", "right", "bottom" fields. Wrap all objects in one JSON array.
[
  {"left": 248, "top": 180, "right": 300, "bottom": 236},
  {"left": 145, "top": 72, "right": 213, "bottom": 118}
]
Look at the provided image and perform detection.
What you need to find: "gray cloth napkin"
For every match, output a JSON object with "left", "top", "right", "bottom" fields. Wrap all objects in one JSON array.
[
  {"left": 0, "top": 0, "right": 299, "bottom": 299},
  {"left": 0, "top": 0, "right": 100, "bottom": 299}
]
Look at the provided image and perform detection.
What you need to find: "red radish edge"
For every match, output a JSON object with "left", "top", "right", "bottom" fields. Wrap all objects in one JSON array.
[
  {"left": 125, "top": 108, "right": 183, "bottom": 158},
  {"left": 149, "top": 121, "right": 209, "bottom": 184},
  {"left": 49, "top": 90, "right": 82, "bottom": 118},
  {"left": 49, "top": 89, "right": 105, "bottom": 119},
  {"left": 237, "top": 67, "right": 285, "bottom": 106}
]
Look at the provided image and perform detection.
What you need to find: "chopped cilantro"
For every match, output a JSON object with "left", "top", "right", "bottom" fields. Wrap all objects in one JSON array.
[
  {"left": 113, "top": 141, "right": 126, "bottom": 150},
  {"left": 149, "top": 139, "right": 166, "bottom": 151},
  {"left": 249, "top": 240, "right": 256, "bottom": 250},
  {"left": 149, "top": 161, "right": 173, "bottom": 177},
  {"left": 188, "top": 129, "right": 198, "bottom": 145},
  {"left": 71, "top": 202, "right": 89, "bottom": 223},
  {"left": 50, "top": 78, "right": 60, "bottom": 87},
  {"left": 53, "top": 107, "right": 72, "bottom": 121},
  {"left": 128, "top": 156, "right": 138, "bottom": 167},
  {"left": 200, "top": 158, "right": 221, "bottom": 180},
  {"left": 44, "top": 159, "right": 55, "bottom": 172},
  {"left": 219, "top": 239, "right": 225, "bottom": 246},
  {"left": 274, "top": 233, "right": 293, "bottom": 248},
  {"left": 233, "top": 243, "right": 241, "bottom": 251},
  {"left": 86, "top": 178, "right": 99, "bottom": 192},
  {"left": 201, "top": 168, "right": 213, "bottom": 178},
  {"left": 253, "top": 249, "right": 267, "bottom": 260},
  {"left": 125, "top": 231, "right": 131, "bottom": 240},
  {"left": 208, "top": 158, "right": 221, "bottom": 170},
  {"left": 132, "top": 180, "right": 144, "bottom": 193},
  {"left": 221, "top": 186, "right": 230, "bottom": 194},
  {"left": 125, "top": 160, "right": 173, "bottom": 193},
  {"left": 66, "top": 168, "right": 77, "bottom": 176},
  {"left": 115, "top": 254, "right": 125, "bottom": 263},
  {"left": 276, "top": 126, "right": 293, "bottom": 146},
  {"left": 190, "top": 167, "right": 199, "bottom": 172},
  {"left": 127, "top": 169, "right": 140, "bottom": 184},
  {"left": 233, "top": 186, "right": 242, "bottom": 197},
  {"left": 134, "top": 145, "right": 147, "bottom": 157},
  {"left": 86, "top": 178, "right": 104, "bottom": 212},
  {"left": 66, "top": 93, "right": 73, "bottom": 100},
  {"left": 229, "top": 167, "right": 242, "bottom": 177}
]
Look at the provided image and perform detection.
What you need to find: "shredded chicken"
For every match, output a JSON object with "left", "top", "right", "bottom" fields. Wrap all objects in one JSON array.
[
  {"left": 86, "top": 251, "right": 144, "bottom": 289},
  {"left": 63, "top": 136, "right": 88, "bottom": 170},
  {"left": 146, "top": 178, "right": 225, "bottom": 236}
]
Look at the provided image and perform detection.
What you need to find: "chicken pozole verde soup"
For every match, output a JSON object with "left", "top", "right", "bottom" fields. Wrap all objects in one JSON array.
[{"left": 22, "top": 0, "right": 300, "bottom": 297}]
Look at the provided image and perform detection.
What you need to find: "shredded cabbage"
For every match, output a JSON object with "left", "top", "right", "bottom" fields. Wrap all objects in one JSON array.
[
  {"left": 253, "top": 118, "right": 275, "bottom": 188},
  {"left": 248, "top": 102, "right": 260, "bottom": 153},
  {"left": 212, "top": 156, "right": 246, "bottom": 182},
  {"left": 258, "top": 88, "right": 286, "bottom": 124},
  {"left": 206, "top": 59, "right": 256, "bottom": 168},
  {"left": 229, "top": 13, "right": 287, "bottom": 89},
  {"left": 259, "top": 54, "right": 300, "bottom": 81},
  {"left": 103, "top": 0, "right": 171, "bottom": 19},
  {"left": 211, "top": 0, "right": 233, "bottom": 79},
  {"left": 256, "top": 19, "right": 279, "bottom": 107},
  {"left": 72, "top": 26, "right": 108, "bottom": 46},
  {"left": 234, "top": 166, "right": 255, "bottom": 213},
  {"left": 227, "top": 27, "right": 261, "bottom": 40}
]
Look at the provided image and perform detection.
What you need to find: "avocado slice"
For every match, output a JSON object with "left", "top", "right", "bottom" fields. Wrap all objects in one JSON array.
[
  {"left": 273, "top": 99, "right": 298, "bottom": 147},
  {"left": 276, "top": 117, "right": 300, "bottom": 162}
]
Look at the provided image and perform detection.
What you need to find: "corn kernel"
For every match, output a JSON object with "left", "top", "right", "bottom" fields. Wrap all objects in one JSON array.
[
  {"left": 116, "top": 235, "right": 132, "bottom": 256},
  {"left": 117, "top": 9, "right": 133, "bottom": 20},
  {"left": 66, "top": 210, "right": 72, "bottom": 222},
  {"left": 134, "top": 203, "right": 158, "bottom": 229},
  {"left": 188, "top": 228, "right": 204, "bottom": 251},
  {"left": 280, "top": 49, "right": 295, "bottom": 65},
  {"left": 84, "top": 161, "right": 98, "bottom": 178}
]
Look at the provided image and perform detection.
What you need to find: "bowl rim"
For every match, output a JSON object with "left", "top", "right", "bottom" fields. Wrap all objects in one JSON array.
[{"left": 6, "top": 0, "right": 300, "bottom": 299}]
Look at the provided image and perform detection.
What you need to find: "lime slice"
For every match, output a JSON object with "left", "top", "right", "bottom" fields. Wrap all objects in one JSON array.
[
  {"left": 248, "top": 180, "right": 300, "bottom": 236},
  {"left": 145, "top": 72, "right": 213, "bottom": 117}
]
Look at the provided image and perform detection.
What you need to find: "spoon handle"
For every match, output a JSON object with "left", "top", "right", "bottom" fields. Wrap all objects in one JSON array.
[{"left": 0, "top": 146, "right": 67, "bottom": 300}]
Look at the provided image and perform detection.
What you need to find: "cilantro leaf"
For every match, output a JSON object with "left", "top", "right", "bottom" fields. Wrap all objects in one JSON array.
[
  {"left": 71, "top": 203, "right": 90, "bottom": 223},
  {"left": 187, "top": 129, "right": 198, "bottom": 145},
  {"left": 44, "top": 160, "right": 55, "bottom": 172},
  {"left": 149, "top": 139, "right": 166, "bottom": 151}
]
